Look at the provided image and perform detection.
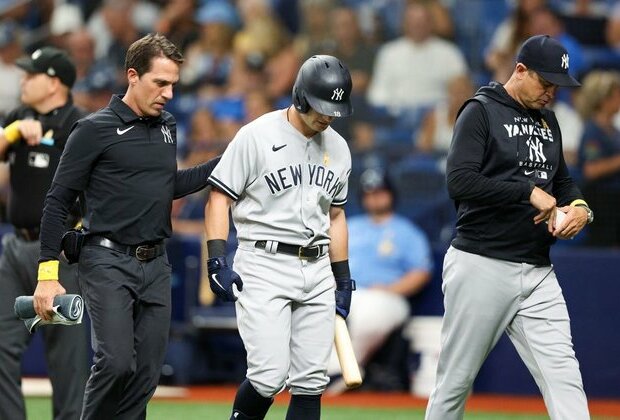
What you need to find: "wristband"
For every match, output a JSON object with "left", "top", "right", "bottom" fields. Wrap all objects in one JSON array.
[
  {"left": 38, "top": 260, "right": 59, "bottom": 281},
  {"left": 207, "top": 239, "right": 226, "bottom": 258},
  {"left": 3, "top": 120, "right": 21, "bottom": 143},
  {"left": 570, "top": 199, "right": 588, "bottom": 208},
  {"left": 331, "top": 260, "right": 351, "bottom": 279}
]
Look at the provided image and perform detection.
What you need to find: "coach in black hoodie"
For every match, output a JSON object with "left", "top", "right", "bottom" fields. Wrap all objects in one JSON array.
[{"left": 425, "top": 35, "right": 593, "bottom": 420}]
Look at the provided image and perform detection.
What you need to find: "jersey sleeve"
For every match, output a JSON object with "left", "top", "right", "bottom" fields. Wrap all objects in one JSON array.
[
  {"left": 331, "top": 144, "right": 351, "bottom": 207},
  {"left": 52, "top": 119, "right": 102, "bottom": 191},
  {"left": 207, "top": 127, "right": 258, "bottom": 200}
]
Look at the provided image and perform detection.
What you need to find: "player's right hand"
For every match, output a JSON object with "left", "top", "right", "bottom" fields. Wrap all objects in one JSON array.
[
  {"left": 207, "top": 256, "right": 243, "bottom": 301},
  {"left": 33, "top": 280, "right": 66, "bottom": 321}
]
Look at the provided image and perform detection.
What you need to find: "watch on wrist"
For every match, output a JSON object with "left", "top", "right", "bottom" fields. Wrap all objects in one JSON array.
[{"left": 576, "top": 204, "right": 594, "bottom": 224}]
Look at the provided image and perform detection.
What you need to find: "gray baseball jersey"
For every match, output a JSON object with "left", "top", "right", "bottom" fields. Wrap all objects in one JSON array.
[{"left": 209, "top": 109, "right": 351, "bottom": 246}]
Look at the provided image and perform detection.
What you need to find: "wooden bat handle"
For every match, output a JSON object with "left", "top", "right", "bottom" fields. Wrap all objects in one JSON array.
[{"left": 334, "top": 315, "right": 363, "bottom": 388}]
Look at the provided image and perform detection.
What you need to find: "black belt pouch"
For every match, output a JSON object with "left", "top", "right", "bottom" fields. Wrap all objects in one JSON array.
[{"left": 61, "top": 228, "right": 86, "bottom": 264}]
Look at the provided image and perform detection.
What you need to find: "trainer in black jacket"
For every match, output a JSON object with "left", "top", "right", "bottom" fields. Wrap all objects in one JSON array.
[{"left": 33, "top": 34, "right": 219, "bottom": 420}]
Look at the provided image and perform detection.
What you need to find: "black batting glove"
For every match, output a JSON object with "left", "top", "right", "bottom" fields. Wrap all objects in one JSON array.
[
  {"left": 335, "top": 277, "right": 356, "bottom": 319},
  {"left": 207, "top": 256, "right": 243, "bottom": 302}
]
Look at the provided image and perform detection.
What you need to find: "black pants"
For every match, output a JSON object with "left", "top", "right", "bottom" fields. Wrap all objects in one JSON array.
[
  {"left": 0, "top": 234, "right": 89, "bottom": 420},
  {"left": 78, "top": 244, "right": 172, "bottom": 420}
]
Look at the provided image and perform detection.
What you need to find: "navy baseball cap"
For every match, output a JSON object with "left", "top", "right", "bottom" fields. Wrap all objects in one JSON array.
[
  {"left": 516, "top": 35, "right": 580, "bottom": 87},
  {"left": 15, "top": 46, "right": 76, "bottom": 88}
]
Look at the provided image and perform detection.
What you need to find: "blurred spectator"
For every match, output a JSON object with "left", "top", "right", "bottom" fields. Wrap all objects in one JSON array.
[
  {"left": 182, "top": 107, "right": 228, "bottom": 168},
  {"left": 346, "top": 0, "right": 453, "bottom": 43},
  {"left": 234, "top": 0, "right": 300, "bottom": 102},
  {"left": 0, "top": 21, "right": 23, "bottom": 119},
  {"left": 367, "top": 2, "right": 467, "bottom": 113},
  {"left": 557, "top": 0, "right": 609, "bottom": 47},
  {"left": 65, "top": 29, "right": 118, "bottom": 112},
  {"left": 550, "top": 96, "right": 584, "bottom": 168},
  {"left": 323, "top": 6, "right": 377, "bottom": 146},
  {"left": 411, "top": 0, "right": 454, "bottom": 40},
  {"left": 294, "top": 0, "right": 335, "bottom": 59},
  {"left": 86, "top": 0, "right": 149, "bottom": 85},
  {"left": 555, "top": 0, "right": 609, "bottom": 17},
  {"left": 170, "top": 192, "right": 210, "bottom": 236},
  {"left": 415, "top": 74, "right": 475, "bottom": 154},
  {"left": 327, "top": 167, "right": 432, "bottom": 392},
  {"left": 0, "top": 0, "right": 54, "bottom": 31},
  {"left": 326, "top": 6, "right": 376, "bottom": 95},
  {"left": 575, "top": 70, "right": 620, "bottom": 247},
  {"left": 47, "top": 2, "right": 84, "bottom": 47},
  {"left": 243, "top": 89, "right": 273, "bottom": 123},
  {"left": 179, "top": 0, "right": 238, "bottom": 96},
  {"left": 153, "top": 0, "right": 201, "bottom": 53},
  {"left": 485, "top": 0, "right": 546, "bottom": 83},
  {"left": 607, "top": 2, "right": 620, "bottom": 51}
]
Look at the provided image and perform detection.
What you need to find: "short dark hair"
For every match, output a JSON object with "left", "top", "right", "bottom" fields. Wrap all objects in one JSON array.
[{"left": 124, "top": 33, "right": 184, "bottom": 76}]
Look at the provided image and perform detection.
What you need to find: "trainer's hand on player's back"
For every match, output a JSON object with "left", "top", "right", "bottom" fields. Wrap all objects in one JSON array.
[{"left": 207, "top": 256, "right": 243, "bottom": 301}]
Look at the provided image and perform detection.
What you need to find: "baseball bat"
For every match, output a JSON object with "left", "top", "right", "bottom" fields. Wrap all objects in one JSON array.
[{"left": 334, "top": 315, "right": 363, "bottom": 388}]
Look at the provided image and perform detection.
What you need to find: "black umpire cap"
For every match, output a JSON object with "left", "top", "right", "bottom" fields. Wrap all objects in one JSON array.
[{"left": 16, "top": 46, "right": 77, "bottom": 88}]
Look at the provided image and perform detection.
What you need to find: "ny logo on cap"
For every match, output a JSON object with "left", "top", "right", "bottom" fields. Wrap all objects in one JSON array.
[
  {"left": 561, "top": 53, "right": 569, "bottom": 70},
  {"left": 331, "top": 88, "right": 344, "bottom": 101}
]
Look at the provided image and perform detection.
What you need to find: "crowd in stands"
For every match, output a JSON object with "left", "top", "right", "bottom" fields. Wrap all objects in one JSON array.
[{"left": 1, "top": 0, "right": 619, "bottom": 247}]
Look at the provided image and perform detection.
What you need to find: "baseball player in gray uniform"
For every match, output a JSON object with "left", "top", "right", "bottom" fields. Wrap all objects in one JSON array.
[{"left": 205, "top": 55, "right": 356, "bottom": 420}]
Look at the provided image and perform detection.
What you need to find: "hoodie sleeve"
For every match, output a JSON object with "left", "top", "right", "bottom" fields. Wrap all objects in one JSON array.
[{"left": 446, "top": 101, "right": 533, "bottom": 204}]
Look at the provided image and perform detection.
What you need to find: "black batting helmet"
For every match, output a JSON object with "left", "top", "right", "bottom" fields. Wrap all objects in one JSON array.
[{"left": 292, "top": 55, "right": 353, "bottom": 117}]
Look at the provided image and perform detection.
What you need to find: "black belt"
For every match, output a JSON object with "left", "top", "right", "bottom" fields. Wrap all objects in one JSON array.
[
  {"left": 255, "top": 241, "right": 326, "bottom": 260},
  {"left": 15, "top": 226, "right": 40, "bottom": 241},
  {"left": 85, "top": 236, "right": 165, "bottom": 261}
]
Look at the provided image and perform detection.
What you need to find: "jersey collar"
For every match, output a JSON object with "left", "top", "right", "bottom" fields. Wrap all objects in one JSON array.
[{"left": 108, "top": 94, "right": 163, "bottom": 124}]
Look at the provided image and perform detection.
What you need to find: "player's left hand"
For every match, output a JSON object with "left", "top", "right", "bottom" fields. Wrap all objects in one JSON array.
[
  {"left": 207, "top": 256, "right": 243, "bottom": 301},
  {"left": 33, "top": 280, "right": 66, "bottom": 321},
  {"left": 335, "top": 277, "right": 356, "bottom": 319}
]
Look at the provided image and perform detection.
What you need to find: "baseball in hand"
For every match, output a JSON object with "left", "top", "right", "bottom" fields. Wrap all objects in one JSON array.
[{"left": 555, "top": 208, "right": 567, "bottom": 229}]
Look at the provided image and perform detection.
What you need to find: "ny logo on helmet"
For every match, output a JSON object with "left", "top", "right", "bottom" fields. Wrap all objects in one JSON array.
[
  {"left": 331, "top": 88, "right": 345, "bottom": 101},
  {"left": 561, "top": 53, "right": 569, "bottom": 70}
]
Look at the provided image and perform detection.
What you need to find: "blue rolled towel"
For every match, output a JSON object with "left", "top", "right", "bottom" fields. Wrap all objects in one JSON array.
[{"left": 14, "top": 294, "right": 84, "bottom": 332}]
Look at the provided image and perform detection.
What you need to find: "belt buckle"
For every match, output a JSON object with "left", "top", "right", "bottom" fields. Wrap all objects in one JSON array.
[
  {"left": 298, "top": 246, "right": 307, "bottom": 259},
  {"left": 135, "top": 245, "right": 153, "bottom": 261},
  {"left": 299, "top": 246, "right": 320, "bottom": 260}
]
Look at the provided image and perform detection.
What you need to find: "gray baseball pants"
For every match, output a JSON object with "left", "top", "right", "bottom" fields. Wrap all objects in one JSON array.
[{"left": 425, "top": 246, "right": 589, "bottom": 420}]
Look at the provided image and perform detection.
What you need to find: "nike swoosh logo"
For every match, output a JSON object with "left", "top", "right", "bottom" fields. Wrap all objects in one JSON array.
[
  {"left": 211, "top": 273, "right": 224, "bottom": 290},
  {"left": 116, "top": 126, "right": 135, "bottom": 135},
  {"left": 524, "top": 170, "right": 535, "bottom": 175},
  {"left": 272, "top": 144, "right": 287, "bottom": 152}
]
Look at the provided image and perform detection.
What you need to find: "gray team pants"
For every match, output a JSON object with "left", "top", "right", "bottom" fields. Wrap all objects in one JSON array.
[
  {"left": 425, "top": 247, "right": 589, "bottom": 420},
  {"left": 0, "top": 234, "right": 89, "bottom": 420},
  {"left": 233, "top": 243, "right": 335, "bottom": 398},
  {"left": 78, "top": 244, "right": 172, "bottom": 420}
]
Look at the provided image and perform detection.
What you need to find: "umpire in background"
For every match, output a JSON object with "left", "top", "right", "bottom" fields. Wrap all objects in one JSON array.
[
  {"left": 0, "top": 46, "right": 89, "bottom": 420},
  {"left": 33, "top": 34, "right": 220, "bottom": 419}
]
